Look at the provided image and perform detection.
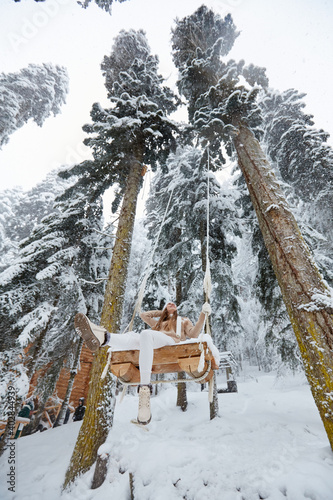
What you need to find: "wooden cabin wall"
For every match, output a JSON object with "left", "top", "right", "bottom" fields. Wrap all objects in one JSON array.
[{"left": 28, "top": 345, "right": 94, "bottom": 407}]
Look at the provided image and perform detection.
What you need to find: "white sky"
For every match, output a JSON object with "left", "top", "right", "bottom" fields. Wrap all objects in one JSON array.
[{"left": 1, "top": 0, "right": 332, "bottom": 195}]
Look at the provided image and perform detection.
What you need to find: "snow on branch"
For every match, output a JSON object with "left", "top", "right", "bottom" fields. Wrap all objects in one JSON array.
[
  {"left": 36, "top": 263, "right": 61, "bottom": 281},
  {"left": 0, "top": 63, "right": 69, "bottom": 148},
  {"left": 17, "top": 303, "right": 56, "bottom": 347},
  {"left": 79, "top": 277, "right": 108, "bottom": 285},
  {"left": 0, "top": 262, "right": 25, "bottom": 285},
  {"left": 298, "top": 288, "right": 333, "bottom": 312}
]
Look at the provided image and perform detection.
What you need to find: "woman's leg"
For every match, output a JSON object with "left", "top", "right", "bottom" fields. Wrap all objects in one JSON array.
[
  {"left": 136, "top": 330, "right": 175, "bottom": 424},
  {"left": 105, "top": 331, "right": 141, "bottom": 351},
  {"left": 107, "top": 329, "right": 175, "bottom": 384},
  {"left": 139, "top": 330, "right": 175, "bottom": 384}
]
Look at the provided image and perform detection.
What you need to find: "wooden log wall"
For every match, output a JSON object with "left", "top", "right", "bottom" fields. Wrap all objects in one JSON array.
[{"left": 28, "top": 345, "right": 94, "bottom": 407}]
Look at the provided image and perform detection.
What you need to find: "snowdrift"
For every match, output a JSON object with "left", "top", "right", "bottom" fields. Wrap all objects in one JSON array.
[{"left": 1, "top": 369, "right": 333, "bottom": 500}]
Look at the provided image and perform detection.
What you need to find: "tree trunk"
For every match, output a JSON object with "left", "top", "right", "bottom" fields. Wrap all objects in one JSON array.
[
  {"left": 176, "top": 371, "right": 188, "bottom": 411},
  {"left": 209, "top": 371, "right": 219, "bottom": 420},
  {"left": 233, "top": 121, "right": 333, "bottom": 449},
  {"left": 63, "top": 153, "right": 144, "bottom": 490},
  {"left": 175, "top": 241, "right": 188, "bottom": 411},
  {"left": 54, "top": 337, "right": 84, "bottom": 427}
]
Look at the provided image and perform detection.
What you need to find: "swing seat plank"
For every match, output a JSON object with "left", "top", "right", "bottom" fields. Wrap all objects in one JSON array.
[
  {"left": 109, "top": 342, "right": 218, "bottom": 384},
  {"left": 111, "top": 362, "right": 140, "bottom": 383}
]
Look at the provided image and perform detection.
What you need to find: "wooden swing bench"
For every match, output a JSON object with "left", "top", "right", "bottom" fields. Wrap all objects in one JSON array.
[{"left": 109, "top": 341, "right": 219, "bottom": 386}]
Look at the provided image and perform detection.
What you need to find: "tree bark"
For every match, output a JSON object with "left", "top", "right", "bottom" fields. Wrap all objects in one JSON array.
[
  {"left": 176, "top": 371, "right": 188, "bottom": 411},
  {"left": 63, "top": 153, "right": 144, "bottom": 490},
  {"left": 176, "top": 255, "right": 188, "bottom": 411},
  {"left": 233, "top": 122, "right": 333, "bottom": 449},
  {"left": 209, "top": 371, "right": 219, "bottom": 420}
]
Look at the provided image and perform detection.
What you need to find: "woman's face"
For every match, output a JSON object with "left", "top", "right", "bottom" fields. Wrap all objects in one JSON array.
[{"left": 166, "top": 302, "right": 177, "bottom": 314}]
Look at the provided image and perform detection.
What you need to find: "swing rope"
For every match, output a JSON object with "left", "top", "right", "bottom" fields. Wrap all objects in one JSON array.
[
  {"left": 198, "top": 147, "right": 212, "bottom": 374},
  {"left": 204, "top": 147, "right": 212, "bottom": 309},
  {"left": 204, "top": 147, "right": 215, "bottom": 403}
]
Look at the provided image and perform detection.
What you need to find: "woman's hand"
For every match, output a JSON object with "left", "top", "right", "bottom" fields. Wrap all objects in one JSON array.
[{"left": 201, "top": 302, "right": 211, "bottom": 315}]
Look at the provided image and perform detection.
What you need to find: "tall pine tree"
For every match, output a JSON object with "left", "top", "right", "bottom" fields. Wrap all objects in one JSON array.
[
  {"left": 63, "top": 29, "right": 179, "bottom": 489},
  {"left": 172, "top": 5, "right": 333, "bottom": 449},
  {"left": 0, "top": 167, "right": 112, "bottom": 449},
  {"left": 0, "top": 63, "right": 68, "bottom": 148}
]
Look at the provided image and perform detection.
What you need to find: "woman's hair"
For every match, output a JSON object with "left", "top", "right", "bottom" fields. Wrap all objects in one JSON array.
[{"left": 153, "top": 306, "right": 177, "bottom": 332}]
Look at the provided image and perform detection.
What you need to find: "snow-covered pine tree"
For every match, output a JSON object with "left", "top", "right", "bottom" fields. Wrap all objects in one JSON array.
[
  {"left": 0, "top": 173, "right": 74, "bottom": 454},
  {"left": 78, "top": 0, "right": 129, "bottom": 13},
  {"left": 258, "top": 89, "right": 333, "bottom": 202},
  {"left": 0, "top": 176, "right": 112, "bottom": 438},
  {"left": 0, "top": 187, "right": 23, "bottom": 271},
  {"left": 236, "top": 88, "right": 333, "bottom": 371},
  {"left": 0, "top": 63, "right": 68, "bottom": 148},
  {"left": 62, "top": 29, "right": 179, "bottom": 489},
  {"left": 258, "top": 88, "right": 333, "bottom": 287},
  {"left": 172, "top": 6, "right": 333, "bottom": 449},
  {"left": 0, "top": 170, "right": 71, "bottom": 273},
  {"left": 13, "top": 0, "right": 129, "bottom": 14}
]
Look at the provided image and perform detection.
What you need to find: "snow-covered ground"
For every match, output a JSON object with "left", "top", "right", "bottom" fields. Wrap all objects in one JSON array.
[{"left": 1, "top": 367, "right": 333, "bottom": 500}]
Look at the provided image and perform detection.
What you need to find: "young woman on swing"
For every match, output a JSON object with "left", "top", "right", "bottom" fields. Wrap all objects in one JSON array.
[{"left": 74, "top": 301, "right": 213, "bottom": 425}]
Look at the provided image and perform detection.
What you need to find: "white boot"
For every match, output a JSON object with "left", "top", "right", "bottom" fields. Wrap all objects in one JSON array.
[
  {"left": 74, "top": 313, "right": 108, "bottom": 352},
  {"left": 137, "top": 385, "right": 152, "bottom": 425}
]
